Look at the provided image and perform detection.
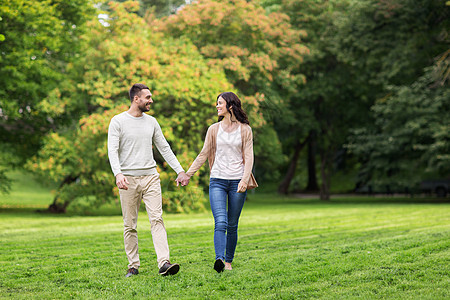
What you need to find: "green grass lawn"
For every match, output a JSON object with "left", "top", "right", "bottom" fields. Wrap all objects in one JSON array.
[
  {"left": 0, "top": 170, "right": 57, "bottom": 209},
  {"left": 0, "top": 174, "right": 449, "bottom": 299}
]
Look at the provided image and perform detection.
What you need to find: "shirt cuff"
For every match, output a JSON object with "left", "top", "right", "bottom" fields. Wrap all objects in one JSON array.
[{"left": 175, "top": 167, "right": 185, "bottom": 175}]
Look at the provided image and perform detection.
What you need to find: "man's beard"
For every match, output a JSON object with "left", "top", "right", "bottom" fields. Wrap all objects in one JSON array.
[{"left": 139, "top": 103, "right": 150, "bottom": 112}]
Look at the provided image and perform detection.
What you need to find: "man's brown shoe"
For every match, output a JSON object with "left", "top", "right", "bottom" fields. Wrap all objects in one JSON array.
[
  {"left": 159, "top": 262, "right": 180, "bottom": 276},
  {"left": 125, "top": 268, "right": 139, "bottom": 278}
]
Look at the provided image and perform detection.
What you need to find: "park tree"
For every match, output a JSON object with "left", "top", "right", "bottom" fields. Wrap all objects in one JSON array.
[
  {"left": 0, "top": 0, "right": 95, "bottom": 191},
  {"left": 332, "top": 0, "right": 449, "bottom": 91},
  {"left": 347, "top": 52, "right": 449, "bottom": 190},
  {"left": 260, "top": 0, "right": 331, "bottom": 195},
  {"left": 333, "top": 0, "right": 450, "bottom": 190},
  {"left": 153, "top": 0, "right": 309, "bottom": 180},
  {"left": 27, "top": 1, "right": 232, "bottom": 213},
  {"left": 258, "top": 0, "right": 368, "bottom": 199},
  {"left": 0, "top": 0, "right": 95, "bottom": 159},
  {"left": 261, "top": 0, "right": 449, "bottom": 199}
]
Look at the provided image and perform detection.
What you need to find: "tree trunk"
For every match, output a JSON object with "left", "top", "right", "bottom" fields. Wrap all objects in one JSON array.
[
  {"left": 305, "top": 130, "right": 319, "bottom": 191},
  {"left": 319, "top": 152, "right": 331, "bottom": 201},
  {"left": 278, "top": 136, "right": 309, "bottom": 194},
  {"left": 46, "top": 175, "right": 78, "bottom": 213},
  {"left": 48, "top": 200, "right": 69, "bottom": 213}
]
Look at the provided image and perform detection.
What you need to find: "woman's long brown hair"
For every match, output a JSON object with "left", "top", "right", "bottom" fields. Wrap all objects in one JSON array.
[{"left": 217, "top": 92, "right": 249, "bottom": 125}]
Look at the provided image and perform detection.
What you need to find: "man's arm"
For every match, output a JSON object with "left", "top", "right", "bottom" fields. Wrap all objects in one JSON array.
[{"left": 107, "top": 117, "right": 129, "bottom": 189}]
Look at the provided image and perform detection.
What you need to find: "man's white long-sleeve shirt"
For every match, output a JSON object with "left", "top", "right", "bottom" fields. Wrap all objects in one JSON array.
[{"left": 107, "top": 112, "right": 184, "bottom": 177}]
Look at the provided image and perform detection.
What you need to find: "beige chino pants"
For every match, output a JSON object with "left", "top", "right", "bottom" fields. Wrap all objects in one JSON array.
[{"left": 119, "top": 174, "right": 170, "bottom": 269}]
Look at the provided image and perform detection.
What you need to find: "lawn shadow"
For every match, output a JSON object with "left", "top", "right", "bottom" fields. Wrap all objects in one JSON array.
[
  {"left": 2, "top": 193, "right": 448, "bottom": 217},
  {"left": 0, "top": 204, "right": 123, "bottom": 217},
  {"left": 327, "top": 195, "right": 450, "bottom": 205},
  {"left": 248, "top": 192, "right": 450, "bottom": 206}
]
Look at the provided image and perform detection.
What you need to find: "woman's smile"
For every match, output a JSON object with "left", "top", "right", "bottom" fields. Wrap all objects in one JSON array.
[{"left": 216, "top": 97, "right": 227, "bottom": 116}]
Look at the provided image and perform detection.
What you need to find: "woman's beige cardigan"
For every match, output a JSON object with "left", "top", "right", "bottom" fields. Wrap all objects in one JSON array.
[{"left": 186, "top": 122, "right": 257, "bottom": 188}]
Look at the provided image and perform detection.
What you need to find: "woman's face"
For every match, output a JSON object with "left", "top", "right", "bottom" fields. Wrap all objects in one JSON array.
[{"left": 216, "top": 97, "right": 229, "bottom": 117}]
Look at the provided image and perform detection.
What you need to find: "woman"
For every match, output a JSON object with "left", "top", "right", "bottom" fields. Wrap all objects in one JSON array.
[{"left": 184, "top": 92, "right": 257, "bottom": 272}]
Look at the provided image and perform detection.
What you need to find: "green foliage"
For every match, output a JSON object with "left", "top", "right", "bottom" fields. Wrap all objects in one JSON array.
[
  {"left": 27, "top": 1, "right": 230, "bottom": 212},
  {"left": 347, "top": 58, "right": 450, "bottom": 186},
  {"left": 0, "top": 0, "right": 95, "bottom": 161},
  {"left": 332, "top": 0, "right": 449, "bottom": 89},
  {"left": 161, "top": 186, "right": 208, "bottom": 214},
  {"left": 107, "top": 0, "right": 186, "bottom": 17},
  {"left": 0, "top": 170, "right": 10, "bottom": 194},
  {"left": 263, "top": 0, "right": 450, "bottom": 195},
  {"left": 140, "top": 0, "right": 186, "bottom": 17},
  {"left": 338, "top": 0, "right": 450, "bottom": 187},
  {"left": 0, "top": 143, "right": 22, "bottom": 194},
  {"left": 155, "top": 0, "right": 309, "bottom": 176},
  {"left": 253, "top": 125, "right": 285, "bottom": 180},
  {"left": 260, "top": 0, "right": 367, "bottom": 195},
  {"left": 0, "top": 16, "right": 4, "bottom": 41},
  {"left": 157, "top": 0, "right": 307, "bottom": 95},
  {"left": 329, "top": 0, "right": 449, "bottom": 191}
]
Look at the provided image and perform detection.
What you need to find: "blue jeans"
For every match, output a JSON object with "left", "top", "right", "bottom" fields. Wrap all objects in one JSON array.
[{"left": 209, "top": 178, "right": 247, "bottom": 263}]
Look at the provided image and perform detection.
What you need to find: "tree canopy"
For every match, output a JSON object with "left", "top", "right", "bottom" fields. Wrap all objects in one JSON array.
[
  {"left": 0, "top": 0, "right": 95, "bottom": 160},
  {"left": 154, "top": 0, "right": 309, "bottom": 179},
  {"left": 347, "top": 52, "right": 450, "bottom": 189},
  {"left": 335, "top": 0, "right": 449, "bottom": 190}
]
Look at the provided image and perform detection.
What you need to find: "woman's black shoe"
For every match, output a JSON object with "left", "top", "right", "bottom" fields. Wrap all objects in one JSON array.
[{"left": 214, "top": 259, "right": 225, "bottom": 273}]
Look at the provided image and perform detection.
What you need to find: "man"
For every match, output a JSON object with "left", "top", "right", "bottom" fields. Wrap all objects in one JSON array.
[{"left": 108, "top": 83, "right": 189, "bottom": 277}]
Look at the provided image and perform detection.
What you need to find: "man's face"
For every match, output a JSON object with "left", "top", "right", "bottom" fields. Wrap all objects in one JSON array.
[{"left": 136, "top": 89, "right": 153, "bottom": 112}]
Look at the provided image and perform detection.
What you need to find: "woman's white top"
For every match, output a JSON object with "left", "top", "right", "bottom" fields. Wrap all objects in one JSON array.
[{"left": 210, "top": 123, "right": 244, "bottom": 180}]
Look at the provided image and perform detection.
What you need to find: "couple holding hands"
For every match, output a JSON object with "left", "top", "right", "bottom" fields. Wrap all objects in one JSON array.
[{"left": 107, "top": 83, "right": 257, "bottom": 278}]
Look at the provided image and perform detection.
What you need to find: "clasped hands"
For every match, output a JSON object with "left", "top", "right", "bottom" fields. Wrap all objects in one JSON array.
[
  {"left": 175, "top": 172, "right": 190, "bottom": 187},
  {"left": 117, "top": 172, "right": 246, "bottom": 192},
  {"left": 115, "top": 172, "right": 191, "bottom": 190},
  {"left": 176, "top": 172, "right": 247, "bottom": 193}
]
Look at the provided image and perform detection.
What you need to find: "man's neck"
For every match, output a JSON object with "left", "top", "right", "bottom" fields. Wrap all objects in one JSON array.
[{"left": 127, "top": 106, "right": 143, "bottom": 118}]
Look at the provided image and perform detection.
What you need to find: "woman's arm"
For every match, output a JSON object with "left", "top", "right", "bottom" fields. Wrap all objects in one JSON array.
[
  {"left": 186, "top": 125, "right": 214, "bottom": 177},
  {"left": 238, "top": 125, "right": 254, "bottom": 192}
]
